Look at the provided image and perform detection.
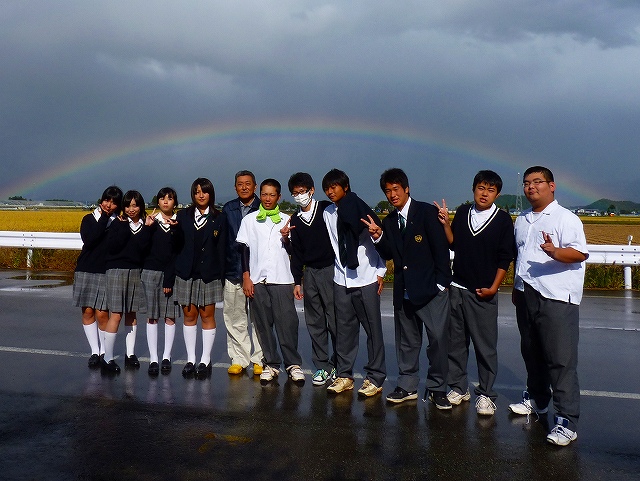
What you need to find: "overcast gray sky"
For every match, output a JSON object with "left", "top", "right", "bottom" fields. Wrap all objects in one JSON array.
[{"left": 2, "top": 1, "right": 640, "bottom": 207}]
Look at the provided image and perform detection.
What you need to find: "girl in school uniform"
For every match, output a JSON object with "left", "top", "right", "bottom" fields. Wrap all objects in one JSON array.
[
  {"left": 141, "top": 187, "right": 181, "bottom": 376},
  {"left": 73, "top": 186, "right": 123, "bottom": 367},
  {"left": 174, "top": 178, "right": 227, "bottom": 379},
  {"left": 102, "top": 190, "right": 150, "bottom": 373}
]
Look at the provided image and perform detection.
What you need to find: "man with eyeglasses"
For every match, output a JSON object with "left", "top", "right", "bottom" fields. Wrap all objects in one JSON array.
[
  {"left": 509, "top": 166, "right": 588, "bottom": 447},
  {"left": 286, "top": 172, "right": 337, "bottom": 386}
]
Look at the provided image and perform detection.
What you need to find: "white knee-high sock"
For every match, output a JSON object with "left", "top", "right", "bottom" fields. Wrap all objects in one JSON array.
[
  {"left": 163, "top": 323, "right": 176, "bottom": 361},
  {"left": 146, "top": 323, "right": 158, "bottom": 363},
  {"left": 98, "top": 329, "right": 106, "bottom": 355},
  {"left": 83, "top": 322, "right": 100, "bottom": 355},
  {"left": 199, "top": 328, "right": 217, "bottom": 365},
  {"left": 183, "top": 324, "right": 197, "bottom": 364},
  {"left": 104, "top": 332, "right": 117, "bottom": 362},
  {"left": 125, "top": 324, "right": 137, "bottom": 357}
]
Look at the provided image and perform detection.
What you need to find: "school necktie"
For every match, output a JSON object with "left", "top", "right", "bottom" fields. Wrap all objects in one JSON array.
[{"left": 399, "top": 214, "right": 406, "bottom": 235}]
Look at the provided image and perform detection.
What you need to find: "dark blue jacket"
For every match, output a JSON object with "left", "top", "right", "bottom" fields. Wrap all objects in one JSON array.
[
  {"left": 375, "top": 199, "right": 451, "bottom": 308},
  {"left": 222, "top": 195, "right": 260, "bottom": 282},
  {"left": 174, "top": 207, "right": 227, "bottom": 283}
]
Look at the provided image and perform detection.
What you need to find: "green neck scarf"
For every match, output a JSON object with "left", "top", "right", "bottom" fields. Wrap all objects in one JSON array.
[{"left": 257, "top": 204, "right": 282, "bottom": 224}]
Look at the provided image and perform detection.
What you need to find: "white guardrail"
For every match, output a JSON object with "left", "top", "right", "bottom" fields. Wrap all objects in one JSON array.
[{"left": 1, "top": 231, "right": 639, "bottom": 289}]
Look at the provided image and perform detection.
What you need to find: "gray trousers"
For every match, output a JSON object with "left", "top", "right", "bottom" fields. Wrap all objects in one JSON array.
[
  {"left": 515, "top": 283, "right": 580, "bottom": 430},
  {"left": 333, "top": 281, "right": 386, "bottom": 387},
  {"left": 303, "top": 266, "right": 337, "bottom": 372},
  {"left": 250, "top": 283, "right": 302, "bottom": 369},
  {"left": 448, "top": 286, "right": 499, "bottom": 400},
  {"left": 396, "top": 289, "right": 450, "bottom": 393}
]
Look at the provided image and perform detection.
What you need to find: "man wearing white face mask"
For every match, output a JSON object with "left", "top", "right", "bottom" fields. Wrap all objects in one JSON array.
[{"left": 287, "top": 172, "right": 337, "bottom": 386}]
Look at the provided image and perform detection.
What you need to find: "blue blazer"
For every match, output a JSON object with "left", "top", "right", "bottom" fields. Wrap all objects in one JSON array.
[{"left": 375, "top": 199, "right": 451, "bottom": 308}]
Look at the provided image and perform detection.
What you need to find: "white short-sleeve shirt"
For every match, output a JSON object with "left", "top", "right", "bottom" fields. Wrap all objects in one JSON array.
[
  {"left": 236, "top": 211, "right": 294, "bottom": 285},
  {"left": 514, "top": 200, "right": 588, "bottom": 305}
]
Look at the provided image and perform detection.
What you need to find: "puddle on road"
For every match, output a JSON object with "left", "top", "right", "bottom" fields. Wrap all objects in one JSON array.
[{"left": 8, "top": 272, "right": 74, "bottom": 289}]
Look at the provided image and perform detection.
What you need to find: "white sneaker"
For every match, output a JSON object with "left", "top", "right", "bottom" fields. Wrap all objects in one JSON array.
[
  {"left": 476, "top": 395, "right": 496, "bottom": 416},
  {"left": 259, "top": 365, "right": 279, "bottom": 382},
  {"left": 312, "top": 369, "right": 330, "bottom": 386},
  {"left": 508, "top": 391, "right": 548, "bottom": 415},
  {"left": 547, "top": 417, "right": 578, "bottom": 446},
  {"left": 447, "top": 388, "right": 471, "bottom": 406},
  {"left": 287, "top": 365, "right": 305, "bottom": 382}
]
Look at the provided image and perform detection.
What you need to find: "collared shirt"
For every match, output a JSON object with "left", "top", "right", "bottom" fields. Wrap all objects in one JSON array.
[
  {"left": 398, "top": 196, "right": 412, "bottom": 230},
  {"left": 236, "top": 211, "right": 294, "bottom": 285},
  {"left": 298, "top": 198, "right": 316, "bottom": 223},
  {"left": 470, "top": 203, "right": 497, "bottom": 231},
  {"left": 323, "top": 203, "right": 386, "bottom": 288},
  {"left": 514, "top": 200, "right": 588, "bottom": 305}
]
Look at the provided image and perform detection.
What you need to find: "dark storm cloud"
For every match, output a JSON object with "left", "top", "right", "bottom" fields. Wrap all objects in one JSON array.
[{"left": 1, "top": 1, "right": 640, "bottom": 207}]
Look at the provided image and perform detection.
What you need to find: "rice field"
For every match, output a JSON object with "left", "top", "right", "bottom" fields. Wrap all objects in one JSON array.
[{"left": 1, "top": 210, "right": 639, "bottom": 288}]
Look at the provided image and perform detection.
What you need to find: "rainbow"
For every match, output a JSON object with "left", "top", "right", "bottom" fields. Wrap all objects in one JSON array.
[{"left": 0, "top": 118, "right": 603, "bottom": 203}]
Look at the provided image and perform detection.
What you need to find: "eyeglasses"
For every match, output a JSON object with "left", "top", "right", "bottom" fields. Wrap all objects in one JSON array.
[
  {"left": 291, "top": 189, "right": 308, "bottom": 197},
  {"left": 523, "top": 179, "right": 550, "bottom": 188}
]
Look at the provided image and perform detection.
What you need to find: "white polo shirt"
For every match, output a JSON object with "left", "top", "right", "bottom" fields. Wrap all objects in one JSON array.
[
  {"left": 323, "top": 203, "right": 387, "bottom": 288},
  {"left": 514, "top": 200, "right": 588, "bottom": 305},
  {"left": 236, "top": 211, "right": 294, "bottom": 285}
]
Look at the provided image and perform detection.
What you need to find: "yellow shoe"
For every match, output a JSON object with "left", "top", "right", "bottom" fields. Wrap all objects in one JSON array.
[
  {"left": 227, "top": 364, "right": 244, "bottom": 375},
  {"left": 253, "top": 363, "right": 263, "bottom": 376}
]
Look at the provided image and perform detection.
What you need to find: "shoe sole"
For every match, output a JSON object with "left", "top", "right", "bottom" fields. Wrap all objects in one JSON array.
[
  {"left": 508, "top": 405, "right": 548, "bottom": 415},
  {"left": 358, "top": 388, "right": 383, "bottom": 397},
  {"left": 448, "top": 394, "right": 471, "bottom": 405},
  {"left": 312, "top": 379, "right": 329, "bottom": 386},
  {"left": 547, "top": 433, "right": 578, "bottom": 446},
  {"left": 386, "top": 393, "right": 418, "bottom": 404},
  {"left": 327, "top": 385, "right": 354, "bottom": 393},
  {"left": 429, "top": 395, "right": 452, "bottom": 410}
]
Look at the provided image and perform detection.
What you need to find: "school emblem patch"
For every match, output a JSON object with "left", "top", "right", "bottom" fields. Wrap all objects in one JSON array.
[
  {"left": 414, "top": 235, "right": 423, "bottom": 243},
  {"left": 214, "top": 230, "right": 219, "bottom": 237}
]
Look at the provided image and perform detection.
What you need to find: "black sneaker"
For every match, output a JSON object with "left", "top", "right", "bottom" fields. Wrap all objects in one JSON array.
[
  {"left": 386, "top": 386, "right": 418, "bottom": 404},
  {"left": 428, "top": 390, "right": 452, "bottom": 410},
  {"left": 124, "top": 354, "right": 140, "bottom": 369}
]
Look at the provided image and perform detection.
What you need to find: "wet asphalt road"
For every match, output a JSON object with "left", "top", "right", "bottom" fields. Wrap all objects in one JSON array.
[{"left": 0, "top": 269, "right": 639, "bottom": 481}]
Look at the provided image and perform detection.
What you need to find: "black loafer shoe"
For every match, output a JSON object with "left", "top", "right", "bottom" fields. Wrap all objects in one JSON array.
[
  {"left": 101, "top": 359, "right": 121, "bottom": 374},
  {"left": 148, "top": 362, "right": 159, "bottom": 376},
  {"left": 386, "top": 386, "right": 418, "bottom": 404},
  {"left": 428, "top": 390, "right": 452, "bottom": 410},
  {"left": 161, "top": 359, "right": 172, "bottom": 374},
  {"left": 125, "top": 354, "right": 140, "bottom": 369},
  {"left": 195, "top": 362, "right": 212, "bottom": 379},
  {"left": 88, "top": 354, "right": 101, "bottom": 368},
  {"left": 182, "top": 362, "right": 195, "bottom": 377}
]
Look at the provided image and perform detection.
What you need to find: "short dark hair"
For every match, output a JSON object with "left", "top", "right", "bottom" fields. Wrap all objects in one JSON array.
[
  {"left": 288, "top": 172, "right": 314, "bottom": 193},
  {"left": 122, "top": 190, "right": 146, "bottom": 220},
  {"left": 523, "top": 166, "right": 554, "bottom": 182},
  {"left": 156, "top": 187, "right": 178, "bottom": 207},
  {"left": 260, "top": 178, "right": 281, "bottom": 196},
  {"left": 473, "top": 170, "right": 503, "bottom": 193},
  {"left": 100, "top": 186, "right": 123, "bottom": 215},
  {"left": 380, "top": 168, "right": 409, "bottom": 191},
  {"left": 235, "top": 170, "right": 256, "bottom": 184},
  {"left": 321, "top": 169, "right": 350, "bottom": 192},
  {"left": 190, "top": 177, "right": 216, "bottom": 208}
]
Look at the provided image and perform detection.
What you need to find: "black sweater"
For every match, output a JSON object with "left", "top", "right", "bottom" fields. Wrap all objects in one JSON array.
[
  {"left": 143, "top": 219, "right": 180, "bottom": 288},
  {"left": 75, "top": 211, "right": 115, "bottom": 274},
  {"left": 449, "top": 203, "right": 515, "bottom": 291},
  {"left": 105, "top": 219, "right": 150, "bottom": 270},
  {"left": 289, "top": 200, "right": 335, "bottom": 285}
]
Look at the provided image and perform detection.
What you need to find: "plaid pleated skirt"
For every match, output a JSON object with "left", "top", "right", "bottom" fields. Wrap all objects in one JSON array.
[
  {"left": 72, "top": 271, "right": 108, "bottom": 310},
  {"left": 174, "top": 276, "right": 222, "bottom": 307},
  {"left": 106, "top": 268, "right": 145, "bottom": 313},
  {"left": 141, "top": 269, "right": 181, "bottom": 319}
]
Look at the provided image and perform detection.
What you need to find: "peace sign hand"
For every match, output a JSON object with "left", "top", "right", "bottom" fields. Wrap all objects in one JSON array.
[
  {"left": 361, "top": 214, "right": 382, "bottom": 240},
  {"left": 433, "top": 199, "right": 450, "bottom": 226},
  {"left": 280, "top": 217, "right": 295, "bottom": 237}
]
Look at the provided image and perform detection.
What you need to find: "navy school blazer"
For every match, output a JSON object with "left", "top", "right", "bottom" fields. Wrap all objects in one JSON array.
[{"left": 375, "top": 199, "right": 452, "bottom": 308}]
